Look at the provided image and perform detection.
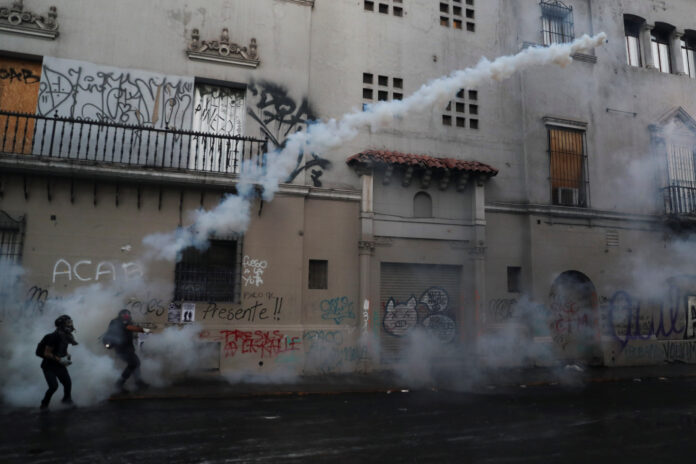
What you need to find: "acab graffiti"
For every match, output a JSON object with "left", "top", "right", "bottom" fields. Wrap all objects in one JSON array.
[
  {"left": 52, "top": 259, "right": 144, "bottom": 283},
  {"left": 383, "top": 287, "right": 456, "bottom": 343}
]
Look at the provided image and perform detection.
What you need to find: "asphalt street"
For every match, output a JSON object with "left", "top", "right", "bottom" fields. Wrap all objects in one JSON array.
[{"left": 3, "top": 376, "right": 696, "bottom": 463}]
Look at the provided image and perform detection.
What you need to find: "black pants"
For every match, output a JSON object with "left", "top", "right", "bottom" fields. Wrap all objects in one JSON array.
[
  {"left": 116, "top": 349, "right": 142, "bottom": 383},
  {"left": 41, "top": 363, "right": 72, "bottom": 406}
]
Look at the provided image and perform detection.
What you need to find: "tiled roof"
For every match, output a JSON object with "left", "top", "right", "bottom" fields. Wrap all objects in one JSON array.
[{"left": 346, "top": 150, "right": 498, "bottom": 176}]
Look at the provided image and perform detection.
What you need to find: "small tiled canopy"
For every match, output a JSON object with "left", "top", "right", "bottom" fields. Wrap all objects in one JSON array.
[{"left": 346, "top": 150, "right": 498, "bottom": 177}]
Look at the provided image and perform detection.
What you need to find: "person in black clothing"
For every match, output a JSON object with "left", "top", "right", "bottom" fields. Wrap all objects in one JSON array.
[
  {"left": 39, "top": 315, "right": 78, "bottom": 410},
  {"left": 106, "top": 309, "right": 151, "bottom": 391}
]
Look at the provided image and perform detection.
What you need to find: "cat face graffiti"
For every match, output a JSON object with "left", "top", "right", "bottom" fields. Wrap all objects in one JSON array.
[{"left": 383, "top": 296, "right": 418, "bottom": 337}]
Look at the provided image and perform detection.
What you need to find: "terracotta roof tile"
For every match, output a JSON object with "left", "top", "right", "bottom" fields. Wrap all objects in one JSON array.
[{"left": 346, "top": 150, "right": 498, "bottom": 176}]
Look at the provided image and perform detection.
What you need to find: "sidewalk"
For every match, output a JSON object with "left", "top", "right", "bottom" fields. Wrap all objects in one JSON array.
[{"left": 111, "top": 362, "right": 696, "bottom": 401}]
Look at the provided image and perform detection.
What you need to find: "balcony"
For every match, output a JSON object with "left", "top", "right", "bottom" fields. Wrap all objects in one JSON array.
[
  {"left": 662, "top": 185, "right": 696, "bottom": 217},
  {"left": 0, "top": 111, "right": 268, "bottom": 181}
]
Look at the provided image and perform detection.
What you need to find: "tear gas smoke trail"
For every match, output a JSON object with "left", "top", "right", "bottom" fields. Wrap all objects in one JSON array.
[{"left": 144, "top": 33, "right": 608, "bottom": 261}]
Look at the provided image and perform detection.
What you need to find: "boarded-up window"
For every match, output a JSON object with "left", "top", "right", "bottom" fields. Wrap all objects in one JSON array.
[
  {"left": 0, "top": 57, "right": 42, "bottom": 154},
  {"left": 549, "top": 127, "right": 587, "bottom": 207},
  {"left": 190, "top": 83, "right": 245, "bottom": 173}
]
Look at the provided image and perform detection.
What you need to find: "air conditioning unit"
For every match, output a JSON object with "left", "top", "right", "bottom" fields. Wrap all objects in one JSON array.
[{"left": 556, "top": 187, "right": 579, "bottom": 206}]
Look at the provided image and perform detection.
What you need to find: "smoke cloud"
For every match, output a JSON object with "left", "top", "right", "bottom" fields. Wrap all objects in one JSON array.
[
  {"left": 1, "top": 35, "right": 616, "bottom": 407},
  {"left": 143, "top": 33, "right": 608, "bottom": 261}
]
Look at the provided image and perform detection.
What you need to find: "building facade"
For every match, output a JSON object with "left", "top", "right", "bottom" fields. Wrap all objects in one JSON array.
[{"left": 1, "top": 0, "right": 695, "bottom": 374}]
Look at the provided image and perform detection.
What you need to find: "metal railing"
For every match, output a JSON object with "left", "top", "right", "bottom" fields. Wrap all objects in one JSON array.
[
  {"left": 662, "top": 185, "right": 696, "bottom": 216},
  {"left": 0, "top": 110, "right": 268, "bottom": 175}
]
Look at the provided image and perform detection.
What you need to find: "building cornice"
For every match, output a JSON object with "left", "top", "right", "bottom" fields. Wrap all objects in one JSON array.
[
  {"left": 486, "top": 201, "right": 661, "bottom": 226},
  {"left": 0, "top": 1, "right": 58, "bottom": 39}
]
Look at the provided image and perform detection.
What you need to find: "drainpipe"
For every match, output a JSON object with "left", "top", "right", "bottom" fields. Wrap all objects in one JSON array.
[
  {"left": 358, "top": 169, "right": 376, "bottom": 366},
  {"left": 469, "top": 175, "right": 487, "bottom": 347}
]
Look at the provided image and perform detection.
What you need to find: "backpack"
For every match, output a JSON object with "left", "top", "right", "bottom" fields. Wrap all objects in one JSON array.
[
  {"left": 100, "top": 319, "right": 123, "bottom": 348},
  {"left": 36, "top": 335, "right": 47, "bottom": 358}
]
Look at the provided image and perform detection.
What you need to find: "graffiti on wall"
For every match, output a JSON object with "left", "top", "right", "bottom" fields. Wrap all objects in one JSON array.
[
  {"left": 0, "top": 67, "right": 40, "bottom": 84},
  {"left": 220, "top": 329, "right": 301, "bottom": 359},
  {"left": 487, "top": 298, "right": 517, "bottom": 323},
  {"left": 303, "top": 330, "right": 368, "bottom": 374},
  {"left": 202, "top": 293, "right": 283, "bottom": 322},
  {"left": 123, "top": 296, "right": 167, "bottom": 318},
  {"left": 320, "top": 297, "right": 355, "bottom": 325},
  {"left": 383, "top": 287, "right": 456, "bottom": 343},
  {"left": 37, "top": 57, "right": 194, "bottom": 129},
  {"left": 248, "top": 81, "right": 331, "bottom": 187},
  {"left": 242, "top": 255, "right": 267, "bottom": 287},
  {"left": 607, "top": 289, "right": 686, "bottom": 349},
  {"left": 52, "top": 259, "right": 144, "bottom": 283}
]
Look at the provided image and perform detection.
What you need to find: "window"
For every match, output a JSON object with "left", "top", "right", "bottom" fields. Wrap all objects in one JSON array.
[
  {"left": 507, "top": 267, "right": 521, "bottom": 293},
  {"left": 540, "top": 1, "right": 574, "bottom": 45},
  {"left": 442, "top": 88, "right": 479, "bottom": 129},
  {"left": 548, "top": 126, "right": 587, "bottom": 207},
  {"left": 175, "top": 239, "right": 240, "bottom": 302},
  {"left": 364, "top": 0, "right": 403, "bottom": 17},
  {"left": 413, "top": 192, "right": 433, "bottom": 217},
  {"left": 0, "top": 211, "right": 24, "bottom": 265},
  {"left": 191, "top": 83, "right": 245, "bottom": 173},
  {"left": 651, "top": 27, "right": 672, "bottom": 73},
  {"left": 682, "top": 36, "right": 696, "bottom": 78},
  {"left": 363, "top": 73, "right": 404, "bottom": 108},
  {"left": 666, "top": 143, "right": 696, "bottom": 212},
  {"left": 308, "top": 260, "right": 328, "bottom": 289},
  {"left": 624, "top": 16, "right": 642, "bottom": 67},
  {"left": 440, "top": 0, "right": 475, "bottom": 31}
]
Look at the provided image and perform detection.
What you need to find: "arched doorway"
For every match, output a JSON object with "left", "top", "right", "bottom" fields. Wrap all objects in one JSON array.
[{"left": 548, "top": 270, "right": 601, "bottom": 363}]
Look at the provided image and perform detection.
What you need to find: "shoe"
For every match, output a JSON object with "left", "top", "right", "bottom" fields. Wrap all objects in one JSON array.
[
  {"left": 115, "top": 379, "right": 128, "bottom": 394},
  {"left": 39, "top": 402, "right": 49, "bottom": 411},
  {"left": 135, "top": 381, "right": 150, "bottom": 391},
  {"left": 61, "top": 399, "right": 76, "bottom": 408}
]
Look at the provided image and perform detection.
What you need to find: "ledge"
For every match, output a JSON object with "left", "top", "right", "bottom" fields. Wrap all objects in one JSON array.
[
  {"left": 0, "top": 22, "right": 58, "bottom": 39},
  {"left": 276, "top": 0, "right": 314, "bottom": 5},
  {"left": 0, "top": 154, "right": 359, "bottom": 200},
  {"left": 486, "top": 201, "right": 661, "bottom": 226},
  {"left": 186, "top": 51, "right": 259, "bottom": 68}
]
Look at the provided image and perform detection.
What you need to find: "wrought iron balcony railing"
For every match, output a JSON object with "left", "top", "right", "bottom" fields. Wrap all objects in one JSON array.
[
  {"left": 0, "top": 111, "right": 268, "bottom": 175},
  {"left": 662, "top": 185, "right": 696, "bottom": 217}
]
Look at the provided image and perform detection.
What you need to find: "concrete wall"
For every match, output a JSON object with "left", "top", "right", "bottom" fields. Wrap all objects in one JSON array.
[{"left": 4, "top": 0, "right": 696, "bottom": 371}]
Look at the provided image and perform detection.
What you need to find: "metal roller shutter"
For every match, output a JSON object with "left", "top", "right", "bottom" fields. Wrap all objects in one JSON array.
[{"left": 380, "top": 262, "right": 462, "bottom": 362}]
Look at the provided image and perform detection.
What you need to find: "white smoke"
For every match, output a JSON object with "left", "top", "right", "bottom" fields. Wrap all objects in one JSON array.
[
  {"left": 143, "top": 33, "right": 608, "bottom": 261},
  {"left": 2, "top": 34, "right": 613, "bottom": 405},
  {"left": 0, "top": 260, "right": 215, "bottom": 408}
]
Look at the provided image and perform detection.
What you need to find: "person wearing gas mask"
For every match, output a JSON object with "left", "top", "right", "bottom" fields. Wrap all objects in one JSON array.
[
  {"left": 38, "top": 315, "right": 78, "bottom": 410},
  {"left": 105, "top": 309, "right": 151, "bottom": 392}
]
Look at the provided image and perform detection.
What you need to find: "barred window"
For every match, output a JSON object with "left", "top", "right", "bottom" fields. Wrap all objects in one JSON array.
[
  {"left": 540, "top": 1, "right": 574, "bottom": 45},
  {"left": 0, "top": 211, "right": 24, "bottom": 264},
  {"left": 175, "top": 239, "right": 240, "bottom": 302},
  {"left": 548, "top": 127, "right": 588, "bottom": 207}
]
